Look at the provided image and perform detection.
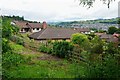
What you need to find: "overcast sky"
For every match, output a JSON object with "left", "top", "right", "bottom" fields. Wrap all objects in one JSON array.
[{"left": 0, "top": 0, "right": 119, "bottom": 22}]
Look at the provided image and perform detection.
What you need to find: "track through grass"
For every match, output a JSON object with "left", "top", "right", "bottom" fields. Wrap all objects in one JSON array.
[{"left": 7, "top": 42, "right": 88, "bottom": 78}]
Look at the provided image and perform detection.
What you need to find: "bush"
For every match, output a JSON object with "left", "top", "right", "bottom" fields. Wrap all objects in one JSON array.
[
  {"left": 108, "top": 26, "right": 118, "bottom": 34},
  {"left": 71, "top": 33, "right": 90, "bottom": 51},
  {"left": 90, "top": 36, "right": 105, "bottom": 54},
  {"left": 86, "top": 54, "right": 120, "bottom": 78},
  {"left": 2, "top": 38, "right": 11, "bottom": 53},
  {"left": 105, "top": 42, "right": 120, "bottom": 54},
  {"left": 39, "top": 44, "right": 48, "bottom": 53},
  {"left": 71, "top": 33, "right": 89, "bottom": 45},
  {"left": 52, "top": 41, "right": 73, "bottom": 58},
  {"left": 91, "top": 42, "right": 104, "bottom": 54},
  {"left": 2, "top": 52, "right": 26, "bottom": 68},
  {"left": 2, "top": 52, "right": 31, "bottom": 78},
  {"left": 39, "top": 43, "right": 52, "bottom": 54},
  {"left": 10, "top": 35, "right": 24, "bottom": 46}
]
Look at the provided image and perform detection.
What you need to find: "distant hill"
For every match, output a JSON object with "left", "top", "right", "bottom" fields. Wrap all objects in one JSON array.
[{"left": 48, "top": 18, "right": 119, "bottom": 28}]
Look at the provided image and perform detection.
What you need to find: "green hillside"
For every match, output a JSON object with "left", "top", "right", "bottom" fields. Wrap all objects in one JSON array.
[{"left": 52, "top": 18, "right": 119, "bottom": 27}]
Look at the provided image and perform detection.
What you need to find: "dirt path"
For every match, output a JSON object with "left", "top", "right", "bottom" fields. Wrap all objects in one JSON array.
[
  {"left": 10, "top": 41, "right": 62, "bottom": 61},
  {"left": 37, "top": 53, "right": 61, "bottom": 61},
  {"left": 22, "top": 46, "right": 62, "bottom": 61}
]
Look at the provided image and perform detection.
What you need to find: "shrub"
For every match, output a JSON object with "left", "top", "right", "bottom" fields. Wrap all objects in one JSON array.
[
  {"left": 71, "top": 33, "right": 89, "bottom": 45},
  {"left": 46, "top": 47, "right": 52, "bottom": 54},
  {"left": 2, "top": 52, "right": 31, "bottom": 79},
  {"left": 16, "top": 37, "right": 24, "bottom": 45},
  {"left": 105, "top": 42, "right": 120, "bottom": 54},
  {"left": 86, "top": 54, "right": 120, "bottom": 78},
  {"left": 71, "top": 33, "right": 90, "bottom": 51},
  {"left": 2, "top": 38, "right": 11, "bottom": 53},
  {"left": 39, "top": 44, "right": 47, "bottom": 53},
  {"left": 90, "top": 36, "right": 105, "bottom": 54},
  {"left": 10, "top": 35, "right": 24, "bottom": 46},
  {"left": 2, "top": 52, "right": 26, "bottom": 68},
  {"left": 52, "top": 41, "right": 73, "bottom": 58},
  {"left": 108, "top": 26, "right": 118, "bottom": 34},
  {"left": 38, "top": 43, "right": 52, "bottom": 54}
]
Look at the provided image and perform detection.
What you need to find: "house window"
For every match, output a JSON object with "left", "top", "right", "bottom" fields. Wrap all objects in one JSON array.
[
  {"left": 37, "top": 28, "right": 39, "bottom": 30},
  {"left": 21, "top": 29, "right": 23, "bottom": 31}
]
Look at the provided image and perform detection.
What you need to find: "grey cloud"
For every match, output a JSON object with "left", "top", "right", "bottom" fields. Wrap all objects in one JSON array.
[{"left": 1, "top": 0, "right": 118, "bottom": 22}]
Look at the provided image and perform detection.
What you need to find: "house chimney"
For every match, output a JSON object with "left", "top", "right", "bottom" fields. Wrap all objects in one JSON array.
[{"left": 42, "top": 21, "right": 47, "bottom": 29}]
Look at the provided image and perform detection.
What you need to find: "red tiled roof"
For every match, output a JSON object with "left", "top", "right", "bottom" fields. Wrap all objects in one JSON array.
[
  {"left": 113, "top": 33, "right": 120, "bottom": 38},
  {"left": 95, "top": 33, "right": 106, "bottom": 36},
  {"left": 100, "top": 34, "right": 118, "bottom": 43},
  {"left": 100, "top": 34, "right": 113, "bottom": 39},
  {"left": 28, "top": 23, "right": 42, "bottom": 28},
  {"left": 75, "top": 28, "right": 90, "bottom": 32},
  {"left": 14, "top": 21, "right": 29, "bottom": 28},
  {"left": 29, "top": 27, "right": 81, "bottom": 40},
  {"left": 13, "top": 21, "right": 42, "bottom": 28}
]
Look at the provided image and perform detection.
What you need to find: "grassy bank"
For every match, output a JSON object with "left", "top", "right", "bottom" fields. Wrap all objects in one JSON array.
[{"left": 5, "top": 42, "right": 88, "bottom": 78}]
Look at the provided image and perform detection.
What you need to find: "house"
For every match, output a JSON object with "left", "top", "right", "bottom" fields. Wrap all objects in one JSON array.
[
  {"left": 99, "top": 34, "right": 118, "bottom": 43},
  {"left": 12, "top": 21, "right": 47, "bottom": 33},
  {"left": 95, "top": 32, "right": 106, "bottom": 36},
  {"left": 113, "top": 33, "right": 120, "bottom": 38},
  {"left": 73, "top": 28, "right": 90, "bottom": 34},
  {"left": 95, "top": 32, "right": 119, "bottom": 43},
  {"left": 27, "top": 23, "right": 42, "bottom": 33},
  {"left": 12, "top": 21, "right": 30, "bottom": 33},
  {"left": 29, "top": 27, "right": 90, "bottom": 41}
]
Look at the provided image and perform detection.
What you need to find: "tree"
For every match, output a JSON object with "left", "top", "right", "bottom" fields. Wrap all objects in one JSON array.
[
  {"left": 2, "top": 17, "right": 19, "bottom": 38},
  {"left": 71, "top": 33, "right": 90, "bottom": 51},
  {"left": 2, "top": 16, "right": 19, "bottom": 53},
  {"left": 116, "top": 28, "right": 120, "bottom": 34},
  {"left": 108, "top": 26, "right": 118, "bottom": 34},
  {"left": 118, "top": 18, "right": 120, "bottom": 25},
  {"left": 105, "top": 42, "right": 120, "bottom": 54},
  {"left": 79, "top": 0, "right": 115, "bottom": 8},
  {"left": 71, "top": 33, "right": 88, "bottom": 45},
  {"left": 116, "top": 18, "right": 120, "bottom": 32},
  {"left": 90, "top": 36, "right": 105, "bottom": 54}
]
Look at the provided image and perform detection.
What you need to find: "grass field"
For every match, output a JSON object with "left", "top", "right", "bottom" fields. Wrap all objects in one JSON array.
[{"left": 6, "top": 42, "right": 88, "bottom": 78}]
